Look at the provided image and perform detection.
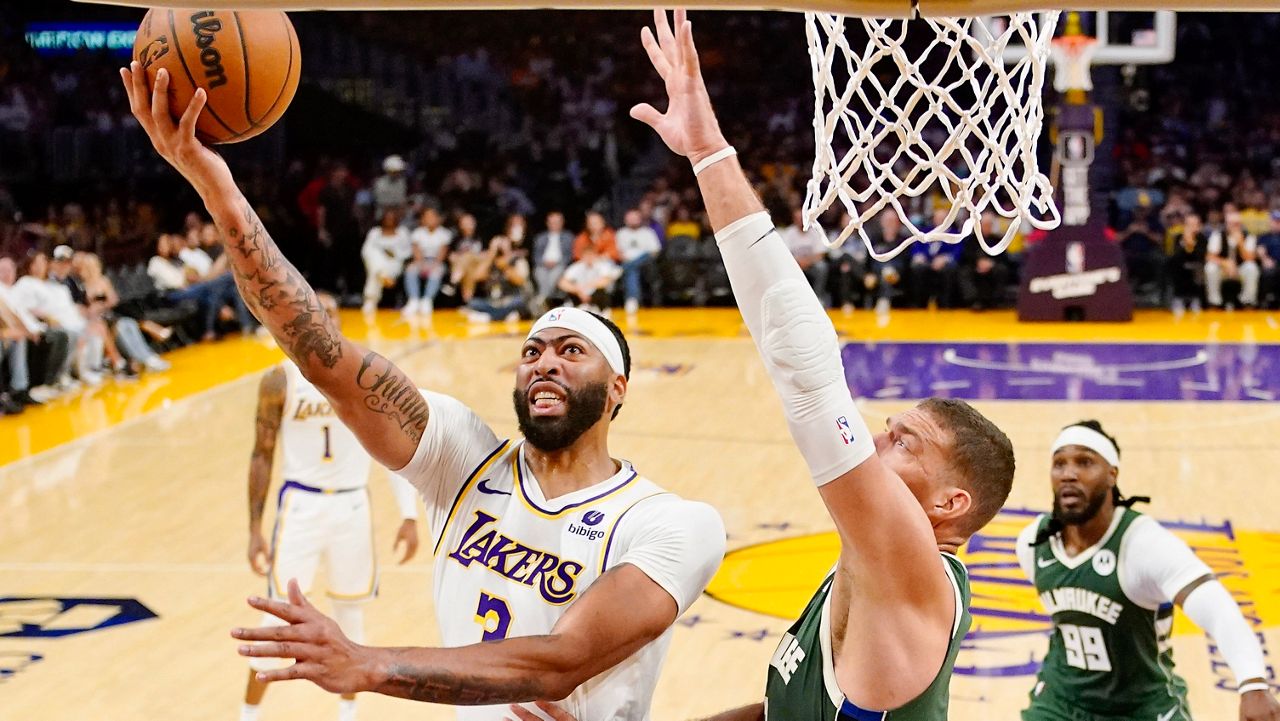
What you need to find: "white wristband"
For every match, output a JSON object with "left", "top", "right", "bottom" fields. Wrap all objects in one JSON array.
[
  {"left": 1239, "top": 682, "right": 1271, "bottom": 694},
  {"left": 692, "top": 146, "right": 737, "bottom": 176}
]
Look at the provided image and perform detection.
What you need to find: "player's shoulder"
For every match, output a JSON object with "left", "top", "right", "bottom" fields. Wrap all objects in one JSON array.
[{"left": 613, "top": 485, "right": 725, "bottom": 538}]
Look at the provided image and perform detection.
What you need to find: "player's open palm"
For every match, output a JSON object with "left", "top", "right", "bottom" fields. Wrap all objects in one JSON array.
[
  {"left": 507, "top": 700, "right": 577, "bottom": 721},
  {"left": 631, "top": 9, "right": 729, "bottom": 166},
  {"left": 1241, "top": 688, "right": 1280, "bottom": 721},
  {"left": 233, "top": 579, "right": 370, "bottom": 694},
  {"left": 119, "top": 62, "right": 235, "bottom": 195}
]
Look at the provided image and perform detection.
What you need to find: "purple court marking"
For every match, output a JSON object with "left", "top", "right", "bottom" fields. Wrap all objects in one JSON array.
[{"left": 840, "top": 342, "right": 1280, "bottom": 402}]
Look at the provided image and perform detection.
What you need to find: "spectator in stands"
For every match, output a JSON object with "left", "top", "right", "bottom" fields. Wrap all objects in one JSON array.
[
  {"left": 864, "top": 210, "right": 911, "bottom": 311},
  {"left": 666, "top": 205, "right": 702, "bottom": 242},
  {"left": 1256, "top": 210, "right": 1280, "bottom": 309},
  {"left": 465, "top": 235, "right": 531, "bottom": 323},
  {"left": 909, "top": 209, "right": 963, "bottom": 308},
  {"left": 1167, "top": 212, "right": 1208, "bottom": 313},
  {"left": 827, "top": 212, "right": 867, "bottom": 313},
  {"left": 0, "top": 256, "right": 71, "bottom": 403},
  {"left": 532, "top": 211, "right": 574, "bottom": 310},
  {"left": 959, "top": 212, "right": 1012, "bottom": 311},
  {"left": 10, "top": 252, "right": 100, "bottom": 385},
  {"left": 373, "top": 155, "right": 408, "bottom": 217},
  {"left": 77, "top": 253, "right": 169, "bottom": 373},
  {"left": 558, "top": 244, "right": 620, "bottom": 313},
  {"left": 147, "top": 234, "right": 250, "bottom": 341},
  {"left": 317, "top": 164, "right": 362, "bottom": 299},
  {"left": 360, "top": 208, "right": 411, "bottom": 315},
  {"left": 0, "top": 306, "right": 28, "bottom": 414},
  {"left": 1205, "top": 207, "right": 1260, "bottom": 308},
  {"left": 781, "top": 207, "right": 830, "bottom": 306},
  {"left": 572, "top": 211, "right": 620, "bottom": 262},
  {"left": 616, "top": 208, "right": 662, "bottom": 315},
  {"left": 449, "top": 213, "right": 488, "bottom": 303},
  {"left": 1115, "top": 206, "right": 1166, "bottom": 299},
  {"left": 403, "top": 207, "right": 452, "bottom": 317}
]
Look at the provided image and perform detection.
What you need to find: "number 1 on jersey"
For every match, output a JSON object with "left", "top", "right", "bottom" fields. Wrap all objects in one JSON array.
[
  {"left": 322, "top": 424, "right": 332, "bottom": 461},
  {"left": 475, "top": 591, "right": 512, "bottom": 642}
]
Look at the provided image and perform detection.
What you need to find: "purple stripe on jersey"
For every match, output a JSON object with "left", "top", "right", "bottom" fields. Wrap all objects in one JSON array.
[
  {"left": 515, "top": 444, "right": 640, "bottom": 516},
  {"left": 599, "top": 493, "right": 671, "bottom": 574},
  {"left": 432, "top": 439, "right": 511, "bottom": 556},
  {"left": 840, "top": 341, "right": 1280, "bottom": 402}
]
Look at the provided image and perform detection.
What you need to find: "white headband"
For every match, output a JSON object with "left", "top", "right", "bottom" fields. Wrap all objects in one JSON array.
[
  {"left": 527, "top": 307, "right": 626, "bottom": 377},
  {"left": 1052, "top": 425, "right": 1120, "bottom": 468}
]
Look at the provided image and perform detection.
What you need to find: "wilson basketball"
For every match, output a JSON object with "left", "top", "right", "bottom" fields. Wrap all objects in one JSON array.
[{"left": 133, "top": 8, "right": 300, "bottom": 144}]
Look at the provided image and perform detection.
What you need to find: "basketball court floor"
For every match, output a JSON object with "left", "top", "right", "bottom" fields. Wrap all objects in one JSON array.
[{"left": 3, "top": 307, "right": 1278, "bottom": 720}]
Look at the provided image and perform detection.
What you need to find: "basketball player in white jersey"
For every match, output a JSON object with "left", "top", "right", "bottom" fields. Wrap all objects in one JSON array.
[
  {"left": 242, "top": 292, "right": 422, "bottom": 721},
  {"left": 122, "top": 64, "right": 725, "bottom": 721}
]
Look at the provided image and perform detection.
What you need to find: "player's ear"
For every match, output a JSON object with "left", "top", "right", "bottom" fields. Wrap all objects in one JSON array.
[
  {"left": 931, "top": 486, "right": 973, "bottom": 524},
  {"left": 609, "top": 373, "right": 627, "bottom": 418}
]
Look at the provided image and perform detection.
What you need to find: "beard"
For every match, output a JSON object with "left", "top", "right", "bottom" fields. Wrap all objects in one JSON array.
[
  {"left": 513, "top": 380, "right": 609, "bottom": 452},
  {"left": 1051, "top": 484, "right": 1110, "bottom": 526}
]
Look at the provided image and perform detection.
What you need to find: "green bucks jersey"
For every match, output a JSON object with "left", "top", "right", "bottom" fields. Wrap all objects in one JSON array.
[
  {"left": 1024, "top": 508, "right": 1191, "bottom": 719},
  {"left": 764, "top": 554, "right": 971, "bottom": 721}
]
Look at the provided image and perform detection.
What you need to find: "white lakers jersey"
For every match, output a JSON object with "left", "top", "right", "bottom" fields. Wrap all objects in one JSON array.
[
  {"left": 398, "top": 391, "right": 725, "bottom": 721},
  {"left": 280, "top": 362, "right": 372, "bottom": 489}
]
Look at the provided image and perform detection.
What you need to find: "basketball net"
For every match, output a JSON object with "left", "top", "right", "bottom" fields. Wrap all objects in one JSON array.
[{"left": 803, "top": 12, "right": 1062, "bottom": 261}]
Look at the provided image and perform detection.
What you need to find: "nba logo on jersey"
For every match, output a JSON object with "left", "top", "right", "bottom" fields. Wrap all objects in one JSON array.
[
  {"left": 836, "top": 416, "right": 854, "bottom": 445},
  {"left": 1091, "top": 549, "right": 1116, "bottom": 576}
]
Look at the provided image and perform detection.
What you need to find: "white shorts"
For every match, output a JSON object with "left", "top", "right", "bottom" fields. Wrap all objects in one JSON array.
[{"left": 268, "top": 481, "right": 378, "bottom": 603}]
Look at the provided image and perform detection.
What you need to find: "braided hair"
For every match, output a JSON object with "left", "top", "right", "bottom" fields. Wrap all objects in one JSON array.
[{"left": 1031, "top": 420, "right": 1150, "bottom": 546}]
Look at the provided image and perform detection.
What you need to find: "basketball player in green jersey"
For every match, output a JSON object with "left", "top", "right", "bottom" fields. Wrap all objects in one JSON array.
[
  {"left": 627, "top": 10, "right": 1016, "bottom": 721},
  {"left": 1017, "top": 421, "right": 1280, "bottom": 721}
]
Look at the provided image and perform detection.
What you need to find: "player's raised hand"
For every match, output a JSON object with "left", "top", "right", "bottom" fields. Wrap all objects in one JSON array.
[
  {"left": 630, "top": 9, "right": 730, "bottom": 166},
  {"left": 1240, "top": 687, "right": 1280, "bottom": 721},
  {"left": 394, "top": 519, "right": 420, "bottom": 564},
  {"left": 507, "top": 700, "right": 578, "bottom": 721},
  {"left": 119, "top": 62, "right": 235, "bottom": 196},
  {"left": 247, "top": 531, "right": 269, "bottom": 576},
  {"left": 232, "top": 578, "right": 373, "bottom": 694}
]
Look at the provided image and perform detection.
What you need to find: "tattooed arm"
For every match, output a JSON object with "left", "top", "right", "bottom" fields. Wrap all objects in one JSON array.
[
  {"left": 247, "top": 366, "right": 286, "bottom": 576},
  {"left": 236, "top": 565, "right": 679, "bottom": 703},
  {"left": 121, "top": 63, "right": 426, "bottom": 469}
]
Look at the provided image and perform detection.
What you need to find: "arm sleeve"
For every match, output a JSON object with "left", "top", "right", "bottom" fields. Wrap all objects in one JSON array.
[
  {"left": 606, "top": 496, "right": 726, "bottom": 615},
  {"left": 392, "top": 391, "right": 501, "bottom": 533},
  {"left": 1118, "top": 517, "right": 1214, "bottom": 609},
  {"left": 1181, "top": 580, "right": 1268, "bottom": 686},
  {"left": 1015, "top": 519, "right": 1040, "bottom": 581},
  {"left": 386, "top": 472, "right": 420, "bottom": 519}
]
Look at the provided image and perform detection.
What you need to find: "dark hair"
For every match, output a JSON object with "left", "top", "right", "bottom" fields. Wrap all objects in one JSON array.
[
  {"left": 586, "top": 310, "right": 631, "bottom": 419},
  {"left": 1031, "top": 419, "right": 1149, "bottom": 546},
  {"left": 918, "top": 397, "right": 1015, "bottom": 537}
]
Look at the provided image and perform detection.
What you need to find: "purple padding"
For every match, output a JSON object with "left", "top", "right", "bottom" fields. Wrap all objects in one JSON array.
[{"left": 840, "top": 342, "right": 1280, "bottom": 402}]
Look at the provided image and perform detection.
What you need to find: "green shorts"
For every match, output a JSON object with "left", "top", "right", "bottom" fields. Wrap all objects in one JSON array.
[{"left": 1022, "top": 691, "right": 1191, "bottom": 721}]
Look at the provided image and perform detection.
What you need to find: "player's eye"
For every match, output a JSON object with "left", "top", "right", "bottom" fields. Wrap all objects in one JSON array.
[
  {"left": 564, "top": 343, "right": 583, "bottom": 355},
  {"left": 522, "top": 347, "right": 539, "bottom": 358}
]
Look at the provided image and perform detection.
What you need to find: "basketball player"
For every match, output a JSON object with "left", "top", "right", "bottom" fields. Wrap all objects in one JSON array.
[
  {"left": 242, "top": 291, "right": 422, "bottom": 721},
  {"left": 630, "top": 10, "right": 1015, "bottom": 720},
  {"left": 1016, "top": 420, "right": 1280, "bottom": 721},
  {"left": 120, "top": 64, "right": 724, "bottom": 721}
]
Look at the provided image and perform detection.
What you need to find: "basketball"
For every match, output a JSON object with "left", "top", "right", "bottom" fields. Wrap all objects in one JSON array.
[{"left": 132, "top": 8, "right": 300, "bottom": 144}]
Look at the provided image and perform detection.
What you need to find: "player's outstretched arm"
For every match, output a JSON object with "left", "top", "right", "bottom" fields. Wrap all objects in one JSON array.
[
  {"left": 632, "top": 9, "right": 953, "bottom": 707},
  {"left": 1174, "top": 575, "right": 1280, "bottom": 721},
  {"left": 120, "top": 64, "right": 427, "bottom": 470},
  {"left": 247, "top": 366, "right": 286, "bottom": 576},
  {"left": 504, "top": 700, "right": 766, "bottom": 721},
  {"left": 235, "top": 565, "right": 679, "bottom": 703}
]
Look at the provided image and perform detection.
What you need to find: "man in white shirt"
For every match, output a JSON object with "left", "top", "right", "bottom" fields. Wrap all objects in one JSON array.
[
  {"left": 147, "top": 233, "right": 252, "bottom": 341},
  {"left": 780, "top": 207, "right": 830, "bottom": 306},
  {"left": 558, "top": 246, "right": 621, "bottom": 313},
  {"left": 615, "top": 208, "right": 662, "bottom": 315},
  {"left": 532, "top": 211, "right": 575, "bottom": 309},
  {"left": 1205, "top": 207, "right": 1261, "bottom": 308},
  {"left": 8, "top": 252, "right": 99, "bottom": 384},
  {"left": 0, "top": 257, "right": 70, "bottom": 403},
  {"left": 404, "top": 207, "right": 453, "bottom": 316}
]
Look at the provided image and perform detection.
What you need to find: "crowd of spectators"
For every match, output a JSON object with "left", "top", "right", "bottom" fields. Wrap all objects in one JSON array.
[{"left": 7, "top": 8, "right": 1280, "bottom": 419}]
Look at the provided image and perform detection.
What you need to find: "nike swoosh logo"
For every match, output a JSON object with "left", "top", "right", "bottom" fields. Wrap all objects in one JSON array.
[
  {"left": 1037, "top": 557, "right": 1057, "bottom": 568},
  {"left": 476, "top": 479, "right": 511, "bottom": 496},
  {"left": 1157, "top": 706, "right": 1180, "bottom": 721}
]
